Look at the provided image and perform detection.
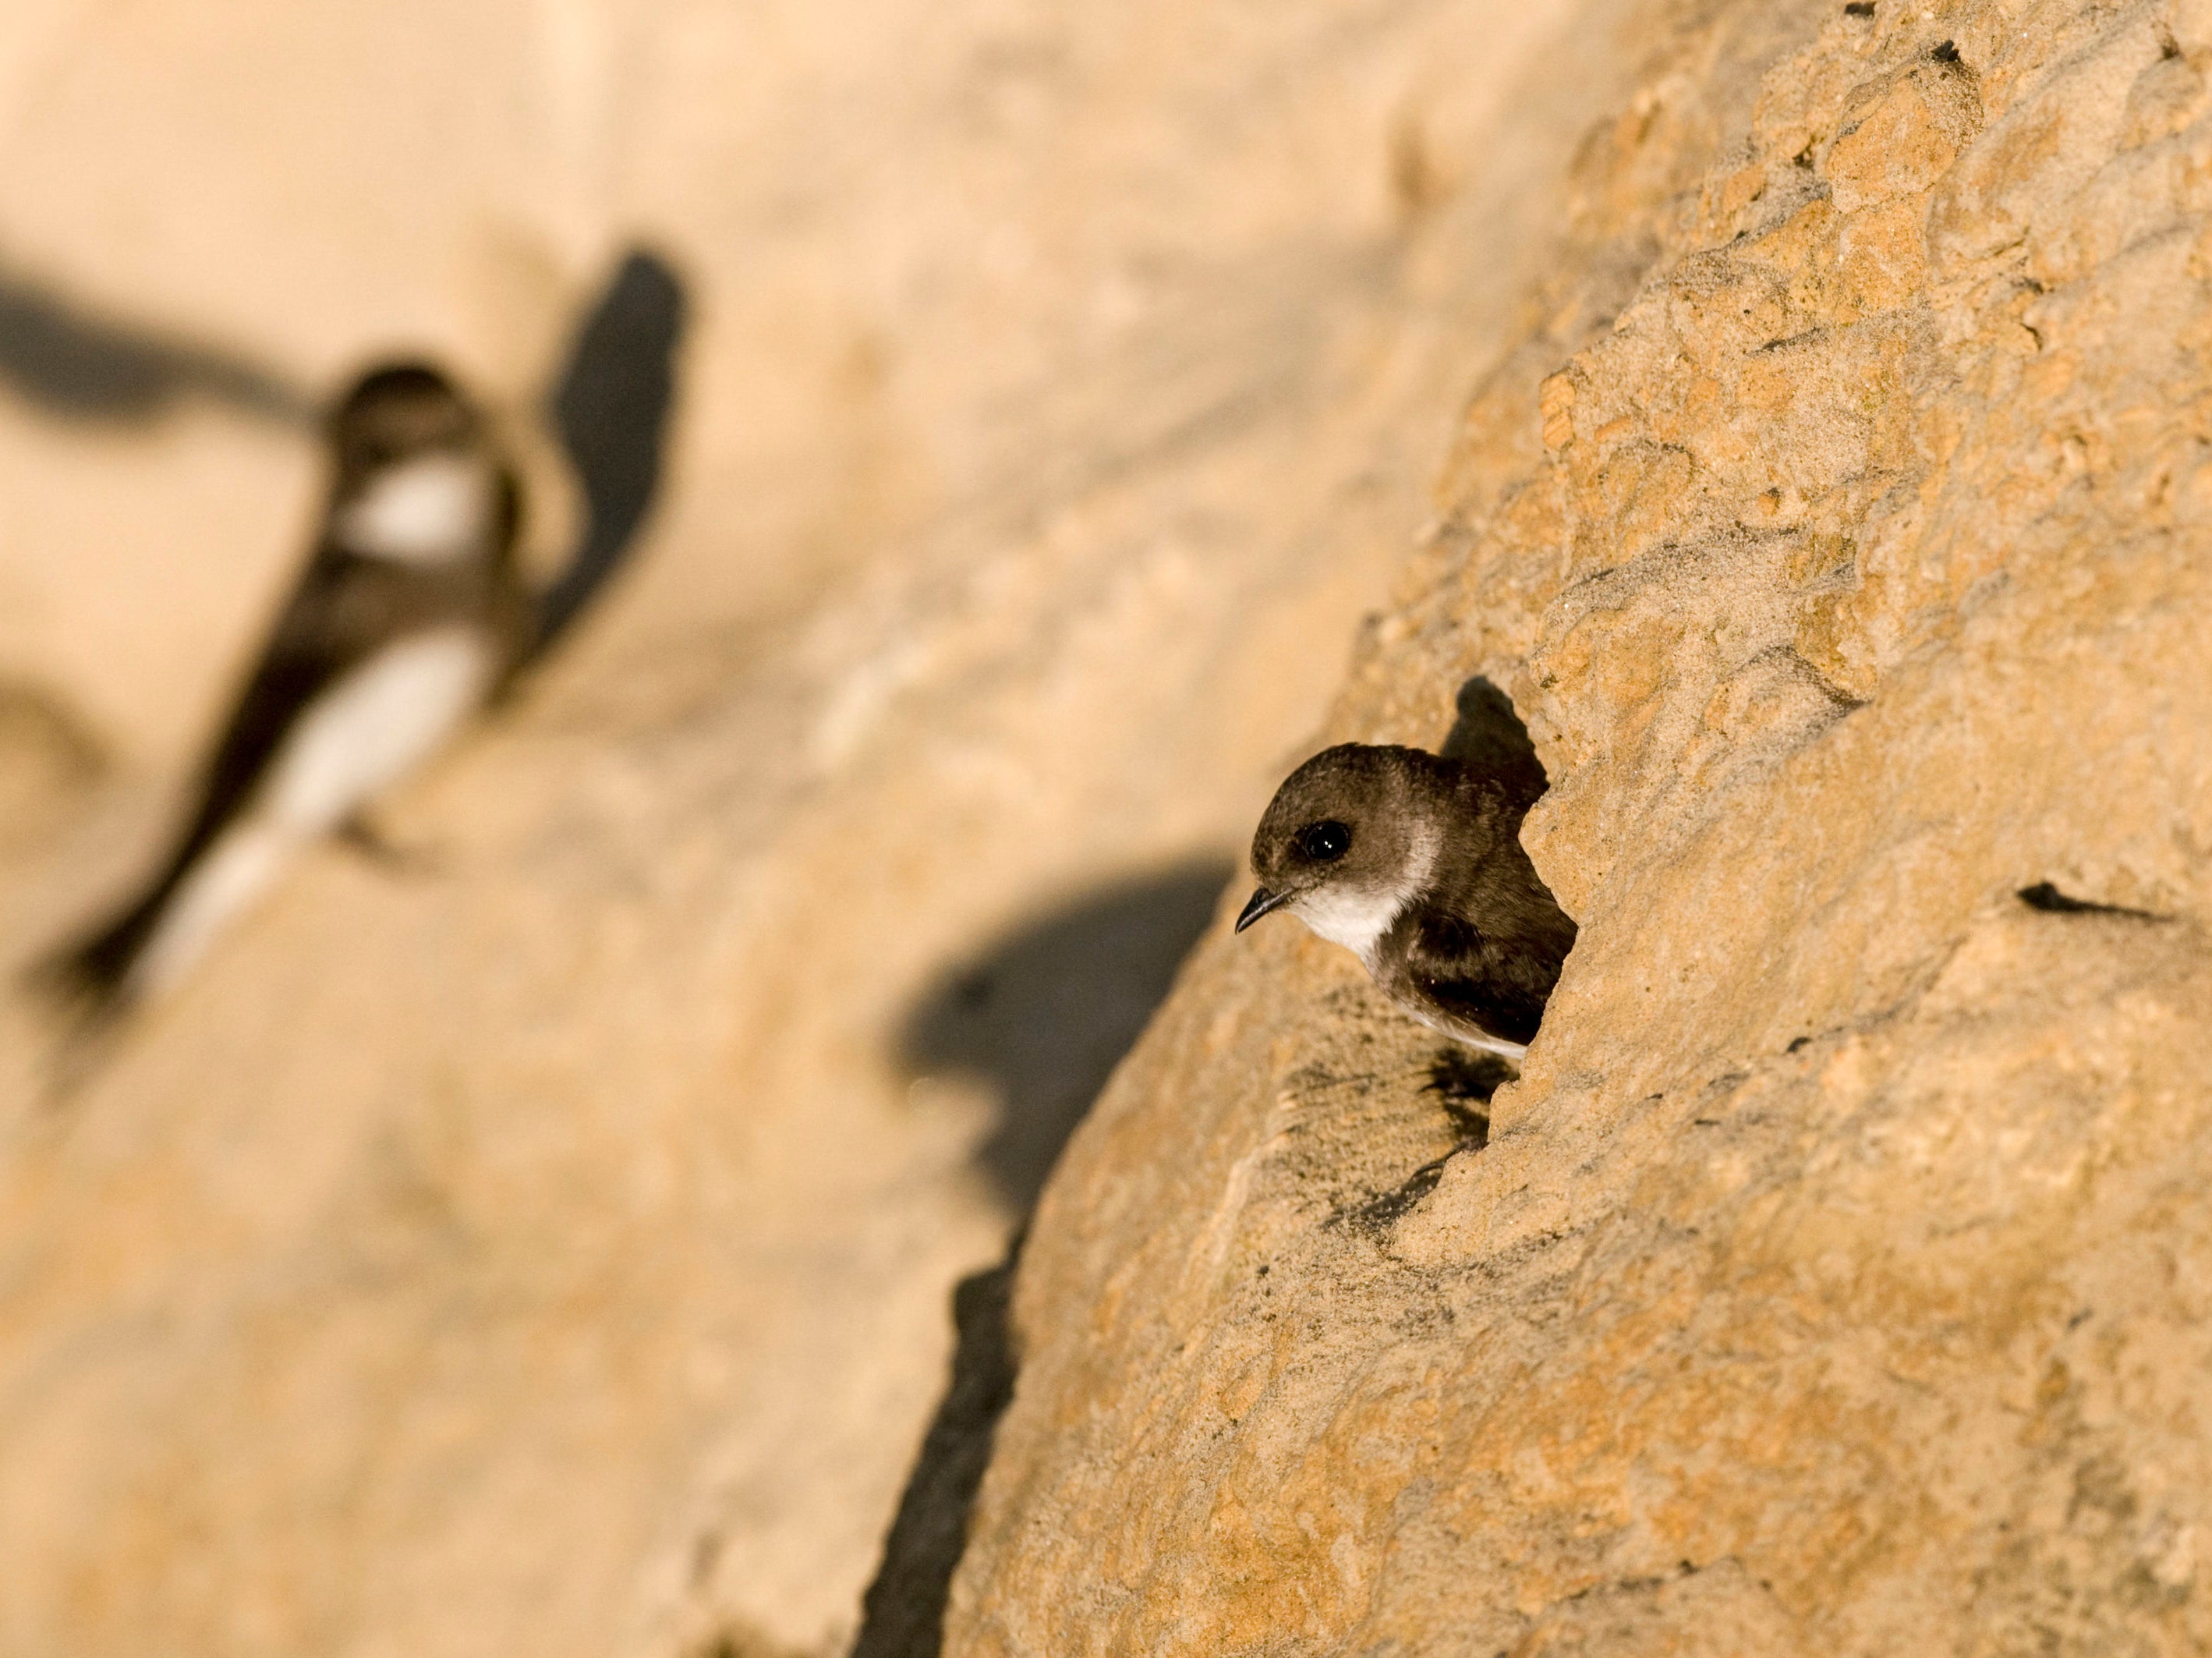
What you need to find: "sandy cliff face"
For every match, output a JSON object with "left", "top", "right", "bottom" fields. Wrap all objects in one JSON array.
[
  {"left": 8, "top": 0, "right": 2209, "bottom": 1651},
  {"left": 949, "top": 1, "right": 2212, "bottom": 1652}
]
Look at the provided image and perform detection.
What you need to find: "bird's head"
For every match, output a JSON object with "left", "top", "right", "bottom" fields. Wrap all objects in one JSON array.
[
  {"left": 1237, "top": 744, "right": 1444, "bottom": 958},
  {"left": 329, "top": 362, "right": 483, "bottom": 469},
  {"left": 324, "top": 363, "right": 506, "bottom": 566}
]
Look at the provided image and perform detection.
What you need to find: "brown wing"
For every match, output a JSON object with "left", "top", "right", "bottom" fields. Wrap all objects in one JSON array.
[
  {"left": 1400, "top": 909, "right": 1552, "bottom": 1047},
  {"left": 45, "top": 533, "right": 517, "bottom": 997}
]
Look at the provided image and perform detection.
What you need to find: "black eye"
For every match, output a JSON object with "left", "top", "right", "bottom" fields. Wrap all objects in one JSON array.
[{"left": 1294, "top": 820, "right": 1351, "bottom": 862}]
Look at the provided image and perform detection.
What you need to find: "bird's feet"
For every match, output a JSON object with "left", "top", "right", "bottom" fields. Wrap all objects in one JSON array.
[{"left": 336, "top": 813, "right": 446, "bottom": 877}]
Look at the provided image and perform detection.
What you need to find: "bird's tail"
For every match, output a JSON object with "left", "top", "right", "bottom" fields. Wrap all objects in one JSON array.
[
  {"left": 30, "top": 879, "right": 169, "bottom": 1008},
  {"left": 21, "top": 873, "right": 184, "bottom": 1103},
  {"left": 21, "top": 883, "right": 182, "bottom": 1104}
]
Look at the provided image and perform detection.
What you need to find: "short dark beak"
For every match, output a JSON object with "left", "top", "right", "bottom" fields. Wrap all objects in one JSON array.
[{"left": 1235, "top": 886, "right": 1289, "bottom": 934}]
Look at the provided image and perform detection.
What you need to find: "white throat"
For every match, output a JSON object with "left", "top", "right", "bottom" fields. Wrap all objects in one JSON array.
[
  {"left": 1289, "top": 819, "right": 1441, "bottom": 969},
  {"left": 333, "top": 453, "right": 491, "bottom": 565}
]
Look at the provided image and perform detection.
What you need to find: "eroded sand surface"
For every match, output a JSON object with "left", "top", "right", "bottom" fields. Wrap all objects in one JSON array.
[{"left": 950, "top": 2, "right": 2212, "bottom": 1653}]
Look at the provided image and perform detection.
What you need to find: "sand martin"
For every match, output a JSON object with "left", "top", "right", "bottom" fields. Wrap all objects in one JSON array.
[
  {"left": 48, "top": 361, "right": 527, "bottom": 1019},
  {"left": 1237, "top": 721, "right": 1577, "bottom": 1061}
]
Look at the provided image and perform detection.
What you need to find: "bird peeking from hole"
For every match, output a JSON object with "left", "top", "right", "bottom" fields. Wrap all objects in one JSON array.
[
  {"left": 1235, "top": 687, "right": 1577, "bottom": 1064},
  {"left": 37, "top": 363, "right": 529, "bottom": 1057}
]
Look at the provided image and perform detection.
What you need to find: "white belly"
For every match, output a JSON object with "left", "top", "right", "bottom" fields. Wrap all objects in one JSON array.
[
  {"left": 126, "top": 627, "right": 490, "bottom": 999},
  {"left": 262, "top": 625, "right": 492, "bottom": 832},
  {"left": 1406, "top": 1002, "right": 1529, "bottom": 1063}
]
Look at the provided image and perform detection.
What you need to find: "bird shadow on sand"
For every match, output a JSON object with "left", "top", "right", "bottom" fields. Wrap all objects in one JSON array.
[
  {"left": 899, "top": 859, "right": 1234, "bottom": 1216},
  {"left": 527, "top": 248, "right": 688, "bottom": 661},
  {"left": 0, "top": 258, "right": 313, "bottom": 427},
  {"left": 1438, "top": 671, "right": 1546, "bottom": 792},
  {"left": 853, "top": 857, "right": 1232, "bottom": 1657}
]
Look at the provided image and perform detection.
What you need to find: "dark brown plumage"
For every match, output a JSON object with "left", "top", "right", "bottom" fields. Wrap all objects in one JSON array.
[{"left": 1237, "top": 691, "right": 1575, "bottom": 1058}]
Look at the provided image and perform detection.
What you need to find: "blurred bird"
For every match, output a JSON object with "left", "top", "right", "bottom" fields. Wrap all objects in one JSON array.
[
  {"left": 1237, "top": 728, "right": 1577, "bottom": 1061},
  {"left": 44, "top": 362, "right": 527, "bottom": 1027}
]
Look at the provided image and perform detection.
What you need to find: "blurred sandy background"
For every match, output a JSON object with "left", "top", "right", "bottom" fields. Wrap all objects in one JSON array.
[{"left": 0, "top": 3, "right": 1586, "bottom": 1653}]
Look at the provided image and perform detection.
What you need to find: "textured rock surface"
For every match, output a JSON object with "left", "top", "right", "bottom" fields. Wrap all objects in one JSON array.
[
  {"left": 950, "top": 1, "right": 2212, "bottom": 1653},
  {"left": 0, "top": 3, "right": 1587, "bottom": 1656}
]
